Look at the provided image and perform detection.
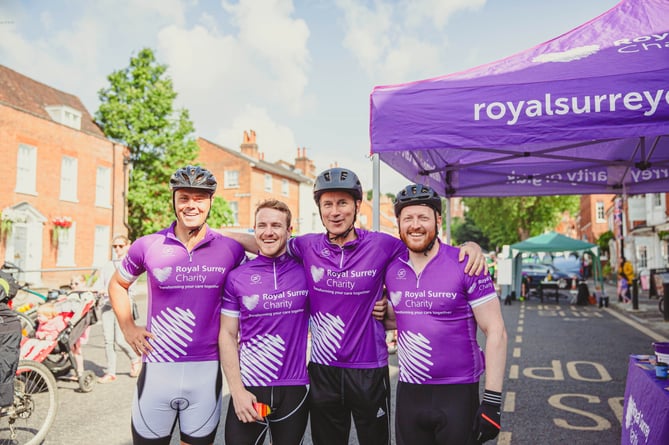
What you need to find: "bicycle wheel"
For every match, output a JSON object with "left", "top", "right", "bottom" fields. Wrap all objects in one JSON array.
[{"left": 0, "top": 360, "right": 59, "bottom": 445}]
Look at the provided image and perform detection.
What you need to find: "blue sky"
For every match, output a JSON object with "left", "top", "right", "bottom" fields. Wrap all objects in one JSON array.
[{"left": 0, "top": 0, "right": 620, "bottom": 193}]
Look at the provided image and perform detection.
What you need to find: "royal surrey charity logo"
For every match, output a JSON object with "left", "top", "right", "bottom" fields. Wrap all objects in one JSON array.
[
  {"left": 311, "top": 265, "right": 325, "bottom": 282},
  {"left": 153, "top": 266, "right": 172, "bottom": 283},
  {"left": 389, "top": 291, "right": 402, "bottom": 306},
  {"left": 532, "top": 45, "right": 599, "bottom": 63},
  {"left": 242, "top": 294, "right": 260, "bottom": 311}
]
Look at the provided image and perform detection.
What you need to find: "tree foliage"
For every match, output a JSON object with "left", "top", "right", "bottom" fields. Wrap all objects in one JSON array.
[
  {"left": 95, "top": 48, "right": 232, "bottom": 238},
  {"left": 449, "top": 216, "right": 491, "bottom": 251},
  {"left": 462, "top": 196, "right": 580, "bottom": 249}
]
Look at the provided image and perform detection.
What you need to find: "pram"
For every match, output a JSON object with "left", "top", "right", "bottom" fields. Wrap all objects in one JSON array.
[{"left": 19, "top": 291, "right": 100, "bottom": 392}]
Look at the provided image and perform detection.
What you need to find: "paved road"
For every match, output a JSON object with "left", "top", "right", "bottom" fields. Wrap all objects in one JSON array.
[{"left": 16, "top": 280, "right": 669, "bottom": 445}]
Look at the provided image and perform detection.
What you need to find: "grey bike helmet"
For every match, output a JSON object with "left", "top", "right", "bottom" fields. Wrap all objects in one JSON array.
[
  {"left": 313, "top": 168, "right": 363, "bottom": 204},
  {"left": 394, "top": 184, "right": 442, "bottom": 217},
  {"left": 169, "top": 165, "right": 217, "bottom": 194}
]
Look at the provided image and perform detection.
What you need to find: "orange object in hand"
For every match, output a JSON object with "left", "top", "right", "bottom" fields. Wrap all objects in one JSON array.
[{"left": 253, "top": 402, "right": 272, "bottom": 418}]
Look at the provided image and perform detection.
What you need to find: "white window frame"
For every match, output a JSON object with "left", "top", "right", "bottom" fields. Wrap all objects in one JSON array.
[
  {"left": 16, "top": 144, "right": 37, "bottom": 195},
  {"left": 595, "top": 201, "right": 606, "bottom": 223},
  {"left": 95, "top": 166, "right": 112, "bottom": 208},
  {"left": 264, "top": 174, "right": 273, "bottom": 192},
  {"left": 56, "top": 223, "right": 76, "bottom": 267},
  {"left": 281, "top": 179, "right": 289, "bottom": 197},
  {"left": 60, "top": 156, "right": 78, "bottom": 202},
  {"left": 224, "top": 170, "right": 240, "bottom": 189},
  {"left": 654, "top": 193, "right": 662, "bottom": 207},
  {"left": 92, "top": 225, "right": 110, "bottom": 267}
]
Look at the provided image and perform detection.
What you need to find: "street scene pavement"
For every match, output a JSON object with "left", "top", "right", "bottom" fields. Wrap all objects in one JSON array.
[{"left": 9, "top": 278, "right": 669, "bottom": 445}]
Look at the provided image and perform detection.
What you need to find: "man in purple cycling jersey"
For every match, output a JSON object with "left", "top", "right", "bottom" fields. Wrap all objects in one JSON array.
[
  {"left": 227, "top": 167, "right": 486, "bottom": 445},
  {"left": 384, "top": 184, "right": 508, "bottom": 445},
  {"left": 220, "top": 199, "right": 310, "bottom": 445},
  {"left": 109, "top": 166, "right": 246, "bottom": 445}
]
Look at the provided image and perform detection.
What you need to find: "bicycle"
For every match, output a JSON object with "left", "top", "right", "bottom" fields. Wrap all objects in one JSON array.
[
  {"left": 2, "top": 262, "right": 66, "bottom": 337},
  {"left": 0, "top": 360, "right": 59, "bottom": 445}
]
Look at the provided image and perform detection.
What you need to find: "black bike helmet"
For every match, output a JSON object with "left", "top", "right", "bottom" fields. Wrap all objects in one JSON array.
[
  {"left": 169, "top": 165, "right": 217, "bottom": 194},
  {"left": 313, "top": 168, "right": 363, "bottom": 204},
  {"left": 394, "top": 184, "right": 442, "bottom": 217}
]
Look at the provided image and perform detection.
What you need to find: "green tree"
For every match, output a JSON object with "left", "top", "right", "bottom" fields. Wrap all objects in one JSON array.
[
  {"left": 450, "top": 215, "right": 490, "bottom": 251},
  {"left": 95, "top": 48, "right": 232, "bottom": 238},
  {"left": 462, "top": 196, "right": 579, "bottom": 249}
]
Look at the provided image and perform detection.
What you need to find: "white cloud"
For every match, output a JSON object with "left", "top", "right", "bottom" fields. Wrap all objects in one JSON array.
[
  {"left": 215, "top": 104, "right": 299, "bottom": 164},
  {"left": 335, "top": 0, "right": 486, "bottom": 82}
]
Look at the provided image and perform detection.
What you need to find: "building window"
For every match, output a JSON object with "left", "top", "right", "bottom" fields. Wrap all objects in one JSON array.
[
  {"left": 595, "top": 201, "right": 605, "bottom": 223},
  {"left": 224, "top": 170, "right": 240, "bottom": 188},
  {"left": 264, "top": 174, "right": 272, "bottom": 192},
  {"left": 60, "top": 156, "right": 78, "bottom": 202},
  {"left": 95, "top": 166, "right": 111, "bottom": 207},
  {"left": 638, "top": 245, "right": 648, "bottom": 269},
  {"left": 92, "top": 225, "right": 110, "bottom": 267},
  {"left": 282, "top": 179, "right": 289, "bottom": 196},
  {"left": 56, "top": 223, "right": 76, "bottom": 266},
  {"left": 229, "top": 201, "right": 239, "bottom": 226},
  {"left": 654, "top": 193, "right": 662, "bottom": 207},
  {"left": 16, "top": 144, "right": 37, "bottom": 195}
]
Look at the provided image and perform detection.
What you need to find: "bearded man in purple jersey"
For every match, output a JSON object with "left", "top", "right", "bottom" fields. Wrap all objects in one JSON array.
[
  {"left": 226, "top": 167, "right": 487, "bottom": 445},
  {"left": 220, "top": 199, "right": 310, "bottom": 445},
  {"left": 383, "top": 184, "right": 508, "bottom": 445},
  {"left": 109, "top": 166, "right": 246, "bottom": 445}
]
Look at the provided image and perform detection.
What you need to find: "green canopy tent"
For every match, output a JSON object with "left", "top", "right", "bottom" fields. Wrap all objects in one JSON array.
[{"left": 509, "top": 231, "right": 601, "bottom": 298}]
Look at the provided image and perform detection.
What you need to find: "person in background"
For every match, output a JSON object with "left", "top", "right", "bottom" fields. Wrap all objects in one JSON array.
[
  {"left": 383, "top": 184, "right": 507, "bottom": 445},
  {"left": 109, "top": 165, "right": 246, "bottom": 445},
  {"left": 220, "top": 199, "right": 310, "bottom": 445},
  {"left": 94, "top": 235, "right": 141, "bottom": 383}
]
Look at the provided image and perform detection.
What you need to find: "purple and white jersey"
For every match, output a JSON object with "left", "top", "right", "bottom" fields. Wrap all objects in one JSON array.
[
  {"left": 288, "top": 229, "right": 405, "bottom": 369},
  {"left": 222, "top": 252, "right": 310, "bottom": 387},
  {"left": 384, "top": 241, "right": 496, "bottom": 385},
  {"left": 118, "top": 223, "right": 245, "bottom": 363}
]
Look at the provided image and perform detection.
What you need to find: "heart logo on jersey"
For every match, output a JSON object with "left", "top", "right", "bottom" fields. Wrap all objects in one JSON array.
[
  {"left": 153, "top": 266, "right": 172, "bottom": 283},
  {"left": 389, "top": 291, "right": 402, "bottom": 306},
  {"left": 311, "top": 266, "right": 325, "bottom": 282},
  {"left": 243, "top": 294, "right": 260, "bottom": 310}
]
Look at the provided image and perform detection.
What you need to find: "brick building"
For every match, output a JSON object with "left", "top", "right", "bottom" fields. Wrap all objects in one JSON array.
[
  {"left": 197, "top": 131, "right": 319, "bottom": 234},
  {"left": 0, "top": 65, "right": 126, "bottom": 287}
]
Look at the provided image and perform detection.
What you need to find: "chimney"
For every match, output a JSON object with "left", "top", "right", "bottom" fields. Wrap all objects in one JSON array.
[
  {"left": 240, "top": 130, "right": 260, "bottom": 159},
  {"left": 295, "top": 147, "right": 317, "bottom": 179}
]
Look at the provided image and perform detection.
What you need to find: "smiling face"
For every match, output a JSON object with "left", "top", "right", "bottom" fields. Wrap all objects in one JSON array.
[
  {"left": 174, "top": 188, "right": 212, "bottom": 231},
  {"left": 254, "top": 207, "right": 291, "bottom": 258},
  {"left": 318, "top": 190, "right": 359, "bottom": 241},
  {"left": 398, "top": 204, "right": 441, "bottom": 253}
]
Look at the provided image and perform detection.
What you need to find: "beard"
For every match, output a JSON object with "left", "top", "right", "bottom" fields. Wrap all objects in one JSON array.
[{"left": 400, "top": 227, "right": 437, "bottom": 253}]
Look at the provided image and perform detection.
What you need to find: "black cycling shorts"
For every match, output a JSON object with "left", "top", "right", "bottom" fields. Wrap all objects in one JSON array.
[
  {"left": 308, "top": 363, "right": 390, "bottom": 445},
  {"left": 224, "top": 384, "right": 309, "bottom": 445},
  {"left": 395, "top": 381, "right": 479, "bottom": 445}
]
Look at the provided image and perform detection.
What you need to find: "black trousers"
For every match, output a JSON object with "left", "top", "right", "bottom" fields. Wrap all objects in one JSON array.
[{"left": 308, "top": 363, "right": 391, "bottom": 445}]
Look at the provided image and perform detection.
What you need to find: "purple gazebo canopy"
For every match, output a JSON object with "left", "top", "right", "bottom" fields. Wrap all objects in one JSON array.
[{"left": 370, "top": 0, "right": 669, "bottom": 197}]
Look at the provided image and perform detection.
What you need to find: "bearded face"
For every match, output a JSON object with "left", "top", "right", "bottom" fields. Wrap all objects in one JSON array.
[{"left": 398, "top": 205, "right": 439, "bottom": 253}]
